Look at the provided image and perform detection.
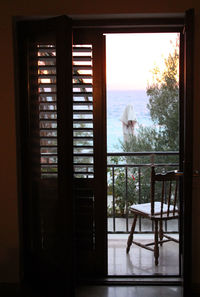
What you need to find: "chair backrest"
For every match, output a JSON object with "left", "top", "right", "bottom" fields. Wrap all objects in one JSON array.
[{"left": 150, "top": 167, "right": 179, "bottom": 218}]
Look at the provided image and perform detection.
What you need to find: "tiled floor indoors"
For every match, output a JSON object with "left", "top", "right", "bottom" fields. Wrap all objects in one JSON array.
[{"left": 108, "top": 234, "right": 179, "bottom": 276}]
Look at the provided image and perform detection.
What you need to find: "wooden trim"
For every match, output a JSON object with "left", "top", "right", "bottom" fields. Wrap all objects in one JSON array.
[
  {"left": 78, "top": 277, "right": 182, "bottom": 285},
  {"left": 13, "top": 19, "right": 25, "bottom": 283},
  {"left": 16, "top": 21, "right": 35, "bottom": 280},
  {"left": 73, "top": 27, "right": 183, "bottom": 36},
  {"left": 179, "top": 29, "right": 185, "bottom": 280},
  {"left": 73, "top": 16, "right": 184, "bottom": 34},
  {"left": 72, "top": 17, "right": 184, "bottom": 29},
  {"left": 75, "top": 27, "right": 183, "bottom": 34},
  {"left": 183, "top": 8, "right": 194, "bottom": 297},
  {"left": 56, "top": 16, "right": 74, "bottom": 291},
  {"left": 93, "top": 32, "right": 107, "bottom": 276}
]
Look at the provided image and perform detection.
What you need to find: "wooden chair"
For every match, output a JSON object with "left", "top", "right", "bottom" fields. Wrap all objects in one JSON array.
[{"left": 126, "top": 166, "right": 179, "bottom": 265}]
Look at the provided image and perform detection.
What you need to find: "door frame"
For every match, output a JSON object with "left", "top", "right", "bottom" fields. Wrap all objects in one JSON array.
[
  {"left": 71, "top": 11, "right": 194, "bottom": 291},
  {"left": 14, "top": 11, "right": 194, "bottom": 295}
]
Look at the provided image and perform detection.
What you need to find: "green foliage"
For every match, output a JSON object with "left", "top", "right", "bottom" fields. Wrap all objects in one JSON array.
[
  {"left": 121, "top": 125, "right": 159, "bottom": 152},
  {"left": 107, "top": 157, "right": 137, "bottom": 217},
  {"left": 107, "top": 157, "right": 152, "bottom": 217},
  {"left": 146, "top": 39, "right": 179, "bottom": 150}
]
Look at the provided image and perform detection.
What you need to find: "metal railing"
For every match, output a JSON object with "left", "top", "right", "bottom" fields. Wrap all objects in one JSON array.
[{"left": 107, "top": 151, "right": 179, "bottom": 234}]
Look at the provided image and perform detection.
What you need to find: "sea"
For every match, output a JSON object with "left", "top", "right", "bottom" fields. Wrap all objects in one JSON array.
[{"left": 107, "top": 89, "right": 153, "bottom": 152}]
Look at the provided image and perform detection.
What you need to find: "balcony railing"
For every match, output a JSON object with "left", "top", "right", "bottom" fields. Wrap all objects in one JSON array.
[{"left": 107, "top": 151, "right": 179, "bottom": 234}]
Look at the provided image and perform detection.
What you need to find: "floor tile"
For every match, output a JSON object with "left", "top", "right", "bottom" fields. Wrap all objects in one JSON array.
[
  {"left": 76, "top": 285, "right": 182, "bottom": 297},
  {"left": 108, "top": 235, "right": 179, "bottom": 275}
]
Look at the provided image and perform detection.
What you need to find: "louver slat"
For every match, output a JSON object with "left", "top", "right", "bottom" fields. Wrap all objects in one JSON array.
[
  {"left": 73, "top": 47, "right": 92, "bottom": 52},
  {"left": 73, "top": 74, "right": 92, "bottom": 79},
  {"left": 73, "top": 92, "right": 93, "bottom": 97}
]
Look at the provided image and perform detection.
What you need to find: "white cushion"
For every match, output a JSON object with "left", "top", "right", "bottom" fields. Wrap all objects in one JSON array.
[{"left": 130, "top": 202, "right": 178, "bottom": 216}]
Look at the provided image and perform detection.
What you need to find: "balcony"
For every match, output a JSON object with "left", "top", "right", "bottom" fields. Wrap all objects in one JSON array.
[{"left": 107, "top": 151, "right": 180, "bottom": 276}]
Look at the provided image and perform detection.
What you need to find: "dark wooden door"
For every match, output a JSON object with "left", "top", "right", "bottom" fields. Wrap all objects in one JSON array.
[
  {"left": 17, "top": 16, "right": 74, "bottom": 296},
  {"left": 72, "top": 30, "right": 107, "bottom": 278}
]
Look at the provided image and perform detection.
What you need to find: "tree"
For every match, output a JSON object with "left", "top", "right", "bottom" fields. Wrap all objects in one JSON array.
[{"left": 146, "top": 38, "right": 179, "bottom": 150}]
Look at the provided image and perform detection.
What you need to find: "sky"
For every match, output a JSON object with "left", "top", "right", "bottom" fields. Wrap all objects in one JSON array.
[{"left": 105, "top": 33, "right": 179, "bottom": 91}]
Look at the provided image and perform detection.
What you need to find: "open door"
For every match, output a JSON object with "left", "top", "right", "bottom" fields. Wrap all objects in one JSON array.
[
  {"left": 17, "top": 16, "right": 74, "bottom": 296},
  {"left": 72, "top": 29, "right": 107, "bottom": 278}
]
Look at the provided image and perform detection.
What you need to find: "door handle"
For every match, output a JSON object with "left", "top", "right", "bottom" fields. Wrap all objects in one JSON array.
[
  {"left": 175, "top": 170, "right": 200, "bottom": 177},
  {"left": 174, "top": 171, "right": 184, "bottom": 176},
  {"left": 193, "top": 170, "right": 200, "bottom": 177}
]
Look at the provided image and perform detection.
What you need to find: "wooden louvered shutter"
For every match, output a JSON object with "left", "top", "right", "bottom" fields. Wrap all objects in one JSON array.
[
  {"left": 73, "top": 31, "right": 107, "bottom": 277},
  {"left": 18, "top": 17, "right": 74, "bottom": 297}
]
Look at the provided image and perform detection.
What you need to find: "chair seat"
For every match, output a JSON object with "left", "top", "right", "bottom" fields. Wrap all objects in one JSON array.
[
  {"left": 130, "top": 202, "right": 178, "bottom": 217},
  {"left": 127, "top": 167, "right": 180, "bottom": 265}
]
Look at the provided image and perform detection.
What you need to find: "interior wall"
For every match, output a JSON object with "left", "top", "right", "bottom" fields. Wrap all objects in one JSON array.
[{"left": 0, "top": 0, "right": 200, "bottom": 286}]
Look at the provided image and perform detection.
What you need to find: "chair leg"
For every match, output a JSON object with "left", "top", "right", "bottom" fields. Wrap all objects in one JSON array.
[
  {"left": 159, "top": 220, "right": 163, "bottom": 246},
  {"left": 154, "top": 220, "right": 159, "bottom": 265},
  {"left": 126, "top": 214, "right": 137, "bottom": 254}
]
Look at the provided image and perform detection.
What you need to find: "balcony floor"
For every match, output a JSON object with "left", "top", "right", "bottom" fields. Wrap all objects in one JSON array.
[
  {"left": 108, "top": 234, "right": 179, "bottom": 276},
  {"left": 76, "top": 285, "right": 182, "bottom": 297}
]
